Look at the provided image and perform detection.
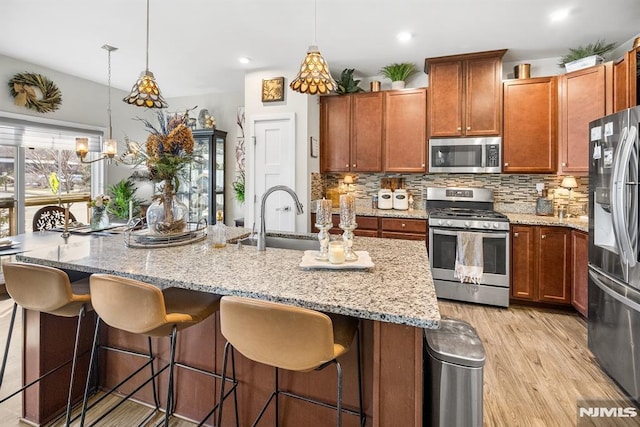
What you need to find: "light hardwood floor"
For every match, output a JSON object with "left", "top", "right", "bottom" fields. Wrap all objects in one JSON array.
[{"left": 0, "top": 296, "right": 634, "bottom": 426}]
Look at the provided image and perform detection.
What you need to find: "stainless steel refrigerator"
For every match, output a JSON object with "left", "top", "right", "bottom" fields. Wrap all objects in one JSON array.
[{"left": 588, "top": 105, "right": 640, "bottom": 402}]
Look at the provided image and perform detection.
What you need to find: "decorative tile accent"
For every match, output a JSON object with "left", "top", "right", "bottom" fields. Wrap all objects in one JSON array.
[{"left": 312, "top": 172, "right": 589, "bottom": 216}]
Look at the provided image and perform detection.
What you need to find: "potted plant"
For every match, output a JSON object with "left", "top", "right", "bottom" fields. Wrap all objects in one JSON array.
[
  {"left": 107, "top": 178, "right": 142, "bottom": 221},
  {"left": 559, "top": 39, "right": 616, "bottom": 72},
  {"left": 335, "top": 69, "right": 365, "bottom": 94},
  {"left": 380, "top": 62, "right": 417, "bottom": 89}
]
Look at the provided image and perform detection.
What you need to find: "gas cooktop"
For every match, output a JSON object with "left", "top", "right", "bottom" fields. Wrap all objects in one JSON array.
[{"left": 428, "top": 208, "right": 509, "bottom": 222}]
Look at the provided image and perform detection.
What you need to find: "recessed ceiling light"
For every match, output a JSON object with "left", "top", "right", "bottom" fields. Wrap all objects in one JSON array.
[
  {"left": 397, "top": 32, "right": 413, "bottom": 43},
  {"left": 550, "top": 8, "right": 570, "bottom": 22},
  {"left": 238, "top": 57, "right": 251, "bottom": 64}
]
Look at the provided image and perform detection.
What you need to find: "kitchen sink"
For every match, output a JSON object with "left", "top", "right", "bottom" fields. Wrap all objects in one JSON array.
[{"left": 238, "top": 235, "right": 318, "bottom": 251}]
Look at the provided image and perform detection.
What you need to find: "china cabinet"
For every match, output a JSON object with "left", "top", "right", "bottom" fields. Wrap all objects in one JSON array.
[{"left": 177, "top": 129, "right": 227, "bottom": 225}]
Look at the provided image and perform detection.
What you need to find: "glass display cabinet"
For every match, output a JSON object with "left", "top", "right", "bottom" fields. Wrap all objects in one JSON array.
[{"left": 177, "top": 129, "right": 227, "bottom": 225}]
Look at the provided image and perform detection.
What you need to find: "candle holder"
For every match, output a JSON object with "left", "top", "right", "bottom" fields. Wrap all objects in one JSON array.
[
  {"left": 339, "top": 222, "right": 359, "bottom": 261},
  {"left": 61, "top": 203, "right": 71, "bottom": 239},
  {"left": 314, "top": 223, "right": 332, "bottom": 261}
]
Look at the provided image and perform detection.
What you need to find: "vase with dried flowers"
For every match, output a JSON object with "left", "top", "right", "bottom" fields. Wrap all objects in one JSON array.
[
  {"left": 90, "top": 194, "right": 111, "bottom": 230},
  {"left": 126, "top": 110, "right": 197, "bottom": 234}
]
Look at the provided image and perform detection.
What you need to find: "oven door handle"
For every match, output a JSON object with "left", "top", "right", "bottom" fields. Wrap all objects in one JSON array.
[{"left": 431, "top": 228, "right": 509, "bottom": 239}]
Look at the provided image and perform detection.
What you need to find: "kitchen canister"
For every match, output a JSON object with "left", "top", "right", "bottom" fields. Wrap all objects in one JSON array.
[{"left": 514, "top": 63, "right": 531, "bottom": 79}]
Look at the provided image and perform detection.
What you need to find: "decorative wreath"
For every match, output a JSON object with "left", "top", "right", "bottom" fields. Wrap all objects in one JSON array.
[{"left": 8, "top": 72, "right": 62, "bottom": 113}]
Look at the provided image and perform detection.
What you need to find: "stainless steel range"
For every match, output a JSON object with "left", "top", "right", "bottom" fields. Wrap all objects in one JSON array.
[{"left": 427, "top": 187, "right": 510, "bottom": 307}]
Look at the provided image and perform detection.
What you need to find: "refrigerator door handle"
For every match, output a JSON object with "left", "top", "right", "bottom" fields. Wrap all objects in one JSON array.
[
  {"left": 589, "top": 269, "right": 640, "bottom": 312},
  {"left": 612, "top": 125, "right": 637, "bottom": 268}
]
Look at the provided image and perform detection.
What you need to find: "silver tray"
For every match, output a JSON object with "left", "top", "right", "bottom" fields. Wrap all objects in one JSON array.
[{"left": 124, "top": 220, "right": 207, "bottom": 248}]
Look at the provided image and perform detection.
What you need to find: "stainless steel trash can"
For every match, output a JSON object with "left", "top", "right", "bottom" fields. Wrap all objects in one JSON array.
[{"left": 424, "top": 318, "right": 486, "bottom": 427}]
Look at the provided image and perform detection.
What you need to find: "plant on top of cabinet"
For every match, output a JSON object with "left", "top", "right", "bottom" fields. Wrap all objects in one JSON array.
[
  {"left": 380, "top": 62, "right": 417, "bottom": 89},
  {"left": 558, "top": 39, "right": 616, "bottom": 70},
  {"left": 335, "top": 69, "right": 365, "bottom": 94}
]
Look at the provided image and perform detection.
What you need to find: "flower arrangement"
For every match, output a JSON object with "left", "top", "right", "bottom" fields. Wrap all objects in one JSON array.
[
  {"left": 125, "top": 109, "right": 197, "bottom": 234},
  {"left": 90, "top": 194, "right": 111, "bottom": 210}
]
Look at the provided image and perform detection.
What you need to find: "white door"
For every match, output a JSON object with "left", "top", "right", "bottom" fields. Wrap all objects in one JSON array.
[{"left": 250, "top": 114, "right": 296, "bottom": 233}]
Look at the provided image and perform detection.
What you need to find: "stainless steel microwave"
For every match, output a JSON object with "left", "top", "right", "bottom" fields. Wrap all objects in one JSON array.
[{"left": 429, "top": 137, "right": 502, "bottom": 173}]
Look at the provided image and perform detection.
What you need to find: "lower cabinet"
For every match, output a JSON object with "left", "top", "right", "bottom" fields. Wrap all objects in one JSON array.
[
  {"left": 571, "top": 230, "right": 588, "bottom": 317},
  {"left": 310, "top": 214, "right": 427, "bottom": 240},
  {"left": 380, "top": 218, "right": 427, "bottom": 240},
  {"left": 511, "top": 225, "right": 572, "bottom": 305}
]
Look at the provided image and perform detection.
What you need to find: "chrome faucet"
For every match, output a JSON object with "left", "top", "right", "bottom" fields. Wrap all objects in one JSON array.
[{"left": 257, "top": 185, "right": 304, "bottom": 251}]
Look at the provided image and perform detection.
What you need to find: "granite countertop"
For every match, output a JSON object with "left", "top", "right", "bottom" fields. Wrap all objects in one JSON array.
[
  {"left": 16, "top": 227, "right": 440, "bottom": 329},
  {"left": 504, "top": 213, "right": 588, "bottom": 232}
]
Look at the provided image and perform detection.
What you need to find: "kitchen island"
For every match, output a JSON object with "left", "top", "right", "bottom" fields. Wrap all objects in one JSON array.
[{"left": 16, "top": 227, "right": 438, "bottom": 426}]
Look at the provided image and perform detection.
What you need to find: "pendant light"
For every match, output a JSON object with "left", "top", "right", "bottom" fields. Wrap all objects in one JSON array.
[
  {"left": 289, "top": 0, "right": 337, "bottom": 95},
  {"left": 76, "top": 45, "right": 118, "bottom": 163},
  {"left": 123, "top": 0, "right": 168, "bottom": 108}
]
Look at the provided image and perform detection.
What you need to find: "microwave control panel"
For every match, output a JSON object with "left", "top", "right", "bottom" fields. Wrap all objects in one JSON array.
[{"left": 486, "top": 144, "right": 500, "bottom": 167}]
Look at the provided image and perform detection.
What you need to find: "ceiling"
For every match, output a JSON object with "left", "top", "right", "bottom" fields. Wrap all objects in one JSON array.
[{"left": 2, "top": 0, "right": 639, "bottom": 98}]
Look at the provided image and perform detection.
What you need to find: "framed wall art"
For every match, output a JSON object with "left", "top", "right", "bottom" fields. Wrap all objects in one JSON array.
[{"left": 261, "top": 77, "right": 285, "bottom": 102}]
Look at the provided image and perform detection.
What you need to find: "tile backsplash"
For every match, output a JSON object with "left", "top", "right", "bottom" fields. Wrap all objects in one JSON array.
[{"left": 312, "top": 173, "right": 589, "bottom": 215}]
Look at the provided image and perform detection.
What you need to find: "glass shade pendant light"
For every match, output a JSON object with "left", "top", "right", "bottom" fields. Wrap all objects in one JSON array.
[
  {"left": 290, "top": 0, "right": 337, "bottom": 95},
  {"left": 123, "top": 0, "right": 168, "bottom": 108}
]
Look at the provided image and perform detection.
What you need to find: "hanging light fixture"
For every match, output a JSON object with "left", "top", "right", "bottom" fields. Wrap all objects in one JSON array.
[
  {"left": 123, "top": 0, "right": 168, "bottom": 108},
  {"left": 76, "top": 45, "right": 118, "bottom": 163},
  {"left": 289, "top": 0, "right": 337, "bottom": 95}
]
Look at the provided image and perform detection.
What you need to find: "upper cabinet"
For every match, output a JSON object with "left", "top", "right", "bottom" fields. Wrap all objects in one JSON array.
[
  {"left": 384, "top": 88, "right": 427, "bottom": 172},
  {"left": 558, "top": 62, "right": 613, "bottom": 175},
  {"left": 426, "top": 49, "right": 506, "bottom": 137},
  {"left": 503, "top": 77, "right": 557, "bottom": 173},
  {"left": 613, "top": 46, "right": 639, "bottom": 113},
  {"left": 320, "top": 92, "right": 383, "bottom": 172},
  {"left": 320, "top": 89, "right": 427, "bottom": 173}
]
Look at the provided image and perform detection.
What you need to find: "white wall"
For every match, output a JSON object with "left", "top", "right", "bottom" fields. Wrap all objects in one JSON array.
[{"left": 244, "top": 69, "right": 316, "bottom": 232}]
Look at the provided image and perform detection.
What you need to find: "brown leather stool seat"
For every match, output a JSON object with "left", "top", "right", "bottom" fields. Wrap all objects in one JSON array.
[
  {"left": 81, "top": 274, "right": 238, "bottom": 427},
  {"left": 0, "top": 262, "right": 92, "bottom": 427},
  {"left": 217, "top": 295, "right": 365, "bottom": 427}
]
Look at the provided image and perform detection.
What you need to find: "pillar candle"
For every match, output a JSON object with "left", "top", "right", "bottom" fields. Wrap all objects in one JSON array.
[
  {"left": 129, "top": 200, "right": 134, "bottom": 222},
  {"left": 316, "top": 198, "right": 332, "bottom": 225},
  {"left": 339, "top": 194, "right": 356, "bottom": 226},
  {"left": 328, "top": 241, "right": 345, "bottom": 264}
]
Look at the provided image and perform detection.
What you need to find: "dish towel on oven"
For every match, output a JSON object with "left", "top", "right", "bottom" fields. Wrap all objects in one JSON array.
[{"left": 454, "top": 231, "right": 484, "bottom": 284}]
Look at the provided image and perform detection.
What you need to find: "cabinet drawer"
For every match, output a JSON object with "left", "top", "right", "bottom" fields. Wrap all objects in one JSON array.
[
  {"left": 355, "top": 229, "right": 379, "bottom": 238},
  {"left": 380, "top": 218, "right": 427, "bottom": 234},
  {"left": 356, "top": 215, "right": 379, "bottom": 230},
  {"left": 381, "top": 231, "right": 426, "bottom": 241}
]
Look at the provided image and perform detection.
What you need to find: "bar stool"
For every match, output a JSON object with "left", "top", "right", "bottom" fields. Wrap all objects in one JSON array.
[
  {"left": 82, "top": 274, "right": 238, "bottom": 427},
  {"left": 217, "top": 295, "right": 365, "bottom": 427},
  {"left": 0, "top": 262, "right": 91, "bottom": 427}
]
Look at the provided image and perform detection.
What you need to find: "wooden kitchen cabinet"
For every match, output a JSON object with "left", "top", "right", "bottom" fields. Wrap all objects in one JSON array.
[
  {"left": 613, "top": 47, "right": 640, "bottom": 112},
  {"left": 384, "top": 88, "right": 427, "bottom": 172},
  {"left": 380, "top": 218, "right": 427, "bottom": 241},
  {"left": 503, "top": 77, "right": 557, "bottom": 173},
  {"left": 311, "top": 213, "right": 379, "bottom": 237},
  {"left": 558, "top": 62, "right": 613, "bottom": 175},
  {"left": 320, "top": 92, "right": 383, "bottom": 172},
  {"left": 426, "top": 49, "right": 506, "bottom": 137},
  {"left": 571, "top": 230, "right": 588, "bottom": 317},
  {"left": 511, "top": 225, "right": 571, "bottom": 305}
]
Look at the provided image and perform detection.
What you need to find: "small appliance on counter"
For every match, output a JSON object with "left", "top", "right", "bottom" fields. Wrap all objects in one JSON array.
[
  {"left": 378, "top": 189, "right": 393, "bottom": 209},
  {"left": 535, "top": 183, "right": 553, "bottom": 216},
  {"left": 393, "top": 189, "right": 409, "bottom": 210}
]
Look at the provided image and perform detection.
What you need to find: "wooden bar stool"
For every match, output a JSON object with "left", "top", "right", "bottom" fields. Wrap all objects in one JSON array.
[
  {"left": 81, "top": 274, "right": 238, "bottom": 427},
  {"left": 0, "top": 262, "right": 92, "bottom": 427},
  {"left": 217, "top": 295, "right": 365, "bottom": 427}
]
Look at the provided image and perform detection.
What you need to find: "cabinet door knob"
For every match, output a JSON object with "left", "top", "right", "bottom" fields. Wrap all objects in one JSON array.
[
  {"left": 401, "top": 223, "right": 406, "bottom": 228},
  {"left": 504, "top": 162, "right": 509, "bottom": 167},
  {"left": 421, "top": 163, "right": 425, "bottom": 167},
  {"left": 345, "top": 164, "right": 349, "bottom": 168},
  {"left": 457, "top": 126, "right": 462, "bottom": 131},
  {"left": 353, "top": 164, "right": 357, "bottom": 168},
  {"left": 466, "top": 126, "right": 471, "bottom": 130},
  {"left": 514, "top": 232, "right": 519, "bottom": 237},
  {"left": 541, "top": 235, "right": 546, "bottom": 239},
  {"left": 562, "top": 162, "right": 567, "bottom": 167}
]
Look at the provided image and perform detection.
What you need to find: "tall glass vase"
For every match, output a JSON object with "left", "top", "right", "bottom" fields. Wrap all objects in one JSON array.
[
  {"left": 90, "top": 207, "right": 109, "bottom": 230},
  {"left": 147, "top": 183, "right": 188, "bottom": 235}
]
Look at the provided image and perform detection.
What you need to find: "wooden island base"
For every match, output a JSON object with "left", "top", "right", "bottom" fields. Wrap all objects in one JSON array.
[{"left": 23, "top": 310, "right": 424, "bottom": 427}]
